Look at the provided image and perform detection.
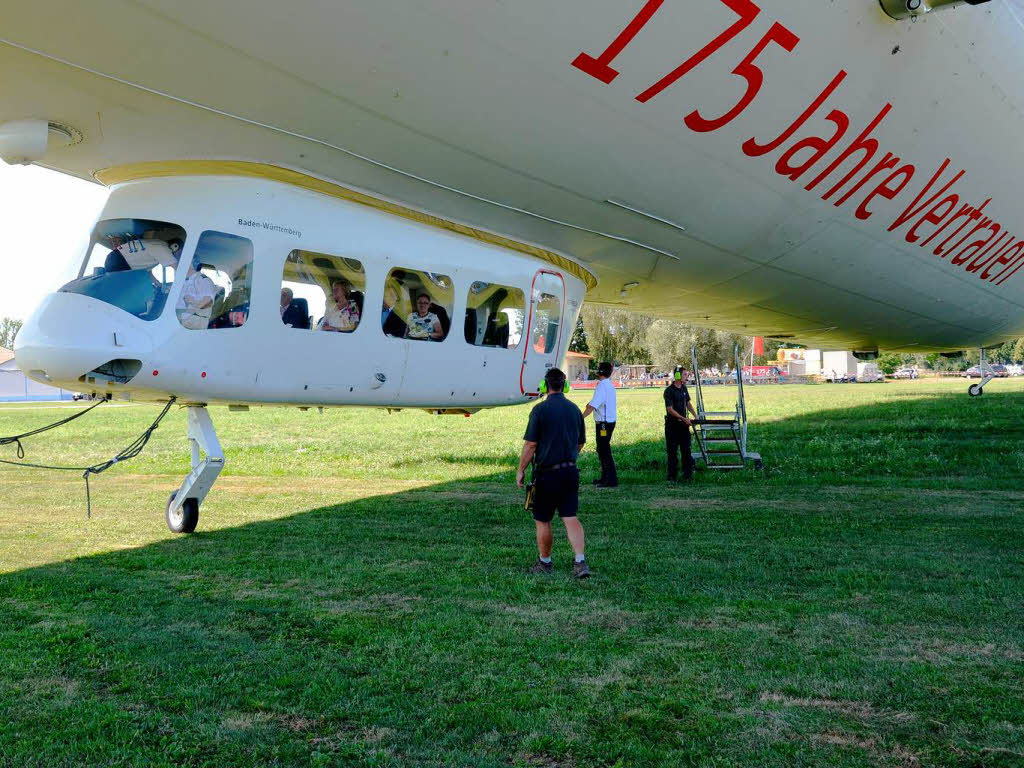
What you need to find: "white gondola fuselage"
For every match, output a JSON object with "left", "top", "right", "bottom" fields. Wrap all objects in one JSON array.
[{"left": 15, "top": 169, "right": 591, "bottom": 409}]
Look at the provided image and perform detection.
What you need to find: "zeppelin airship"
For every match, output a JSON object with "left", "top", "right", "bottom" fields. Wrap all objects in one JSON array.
[{"left": 1, "top": 0, "right": 1019, "bottom": 529}]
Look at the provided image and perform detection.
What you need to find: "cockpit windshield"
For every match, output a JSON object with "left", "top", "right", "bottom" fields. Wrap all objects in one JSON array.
[{"left": 60, "top": 218, "right": 186, "bottom": 321}]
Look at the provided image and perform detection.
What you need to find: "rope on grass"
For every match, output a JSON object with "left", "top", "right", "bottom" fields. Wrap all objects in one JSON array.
[
  {"left": 0, "top": 397, "right": 177, "bottom": 517},
  {"left": 0, "top": 396, "right": 107, "bottom": 458}
]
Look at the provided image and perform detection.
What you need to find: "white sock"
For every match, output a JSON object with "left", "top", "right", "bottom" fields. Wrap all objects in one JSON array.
[
  {"left": 540, "top": 556, "right": 552, "bottom": 564},
  {"left": 574, "top": 554, "right": 586, "bottom": 563}
]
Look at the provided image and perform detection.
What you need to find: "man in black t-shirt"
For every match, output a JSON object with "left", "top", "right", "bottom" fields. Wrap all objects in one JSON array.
[
  {"left": 664, "top": 366, "right": 698, "bottom": 481},
  {"left": 516, "top": 367, "right": 590, "bottom": 578}
]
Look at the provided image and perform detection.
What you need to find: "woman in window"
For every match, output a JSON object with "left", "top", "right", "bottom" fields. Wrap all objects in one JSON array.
[
  {"left": 319, "top": 279, "right": 360, "bottom": 332},
  {"left": 406, "top": 293, "right": 443, "bottom": 340}
]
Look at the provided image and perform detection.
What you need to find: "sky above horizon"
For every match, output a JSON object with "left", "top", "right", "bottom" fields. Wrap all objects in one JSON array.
[{"left": 0, "top": 162, "right": 109, "bottom": 323}]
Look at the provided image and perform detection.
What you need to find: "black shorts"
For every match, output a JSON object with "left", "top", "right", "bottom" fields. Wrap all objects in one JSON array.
[{"left": 532, "top": 466, "right": 579, "bottom": 523}]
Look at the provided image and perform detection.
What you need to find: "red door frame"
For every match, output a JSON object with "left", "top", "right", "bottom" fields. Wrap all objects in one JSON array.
[{"left": 520, "top": 269, "right": 566, "bottom": 396}]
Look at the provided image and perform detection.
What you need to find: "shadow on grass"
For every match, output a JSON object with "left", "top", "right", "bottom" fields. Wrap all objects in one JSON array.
[{"left": 1, "top": 391, "right": 1023, "bottom": 767}]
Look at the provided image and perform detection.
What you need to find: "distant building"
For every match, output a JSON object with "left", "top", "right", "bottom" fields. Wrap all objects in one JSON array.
[
  {"left": 0, "top": 346, "right": 73, "bottom": 402},
  {"left": 564, "top": 350, "right": 593, "bottom": 381}
]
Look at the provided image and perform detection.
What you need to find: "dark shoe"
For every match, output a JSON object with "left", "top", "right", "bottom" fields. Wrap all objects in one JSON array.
[
  {"left": 527, "top": 559, "right": 554, "bottom": 575},
  {"left": 573, "top": 559, "right": 591, "bottom": 579}
]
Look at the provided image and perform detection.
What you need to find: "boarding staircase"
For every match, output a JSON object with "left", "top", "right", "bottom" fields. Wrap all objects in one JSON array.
[{"left": 690, "top": 344, "right": 762, "bottom": 471}]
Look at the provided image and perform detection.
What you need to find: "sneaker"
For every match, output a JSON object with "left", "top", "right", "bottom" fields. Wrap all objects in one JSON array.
[
  {"left": 527, "top": 559, "right": 554, "bottom": 575},
  {"left": 573, "top": 559, "right": 591, "bottom": 579}
]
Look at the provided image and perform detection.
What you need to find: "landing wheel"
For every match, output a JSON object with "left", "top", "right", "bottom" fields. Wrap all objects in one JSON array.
[
  {"left": 166, "top": 492, "right": 199, "bottom": 533},
  {"left": 968, "top": 383, "right": 984, "bottom": 397}
]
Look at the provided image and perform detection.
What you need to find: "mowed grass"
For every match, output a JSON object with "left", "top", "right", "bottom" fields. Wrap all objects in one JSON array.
[{"left": 0, "top": 379, "right": 1022, "bottom": 767}]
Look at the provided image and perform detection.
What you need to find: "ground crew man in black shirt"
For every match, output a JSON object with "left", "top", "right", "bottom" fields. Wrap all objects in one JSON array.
[
  {"left": 516, "top": 367, "right": 591, "bottom": 578},
  {"left": 664, "top": 366, "right": 698, "bottom": 481}
]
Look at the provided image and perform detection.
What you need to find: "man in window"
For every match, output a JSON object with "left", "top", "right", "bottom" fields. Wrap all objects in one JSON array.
[
  {"left": 381, "top": 285, "right": 406, "bottom": 337},
  {"left": 176, "top": 256, "right": 218, "bottom": 330},
  {"left": 405, "top": 293, "right": 443, "bottom": 340},
  {"left": 280, "top": 287, "right": 309, "bottom": 329}
]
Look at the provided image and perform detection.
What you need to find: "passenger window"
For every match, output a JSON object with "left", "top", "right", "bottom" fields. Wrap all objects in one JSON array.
[
  {"left": 61, "top": 218, "right": 185, "bottom": 321},
  {"left": 530, "top": 286, "right": 561, "bottom": 355},
  {"left": 176, "top": 231, "right": 254, "bottom": 331},
  {"left": 384, "top": 268, "right": 454, "bottom": 342},
  {"left": 280, "top": 250, "right": 365, "bottom": 332},
  {"left": 464, "top": 281, "right": 525, "bottom": 349}
]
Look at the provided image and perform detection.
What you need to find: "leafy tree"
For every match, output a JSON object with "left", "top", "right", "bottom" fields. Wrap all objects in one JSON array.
[
  {"left": 876, "top": 353, "right": 903, "bottom": 375},
  {"left": 1013, "top": 337, "right": 1024, "bottom": 364},
  {"left": 568, "top": 315, "right": 589, "bottom": 354},
  {"left": 0, "top": 317, "right": 22, "bottom": 349},
  {"left": 581, "top": 306, "right": 652, "bottom": 365},
  {"left": 644, "top": 319, "right": 739, "bottom": 370}
]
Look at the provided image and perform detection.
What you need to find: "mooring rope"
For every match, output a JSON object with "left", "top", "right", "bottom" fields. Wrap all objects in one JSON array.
[
  {"left": 0, "top": 396, "right": 107, "bottom": 458},
  {"left": 0, "top": 397, "right": 177, "bottom": 517}
]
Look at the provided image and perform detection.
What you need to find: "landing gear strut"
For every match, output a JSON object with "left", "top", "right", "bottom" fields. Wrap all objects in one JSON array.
[
  {"left": 166, "top": 406, "right": 224, "bottom": 533},
  {"left": 968, "top": 348, "right": 996, "bottom": 397}
]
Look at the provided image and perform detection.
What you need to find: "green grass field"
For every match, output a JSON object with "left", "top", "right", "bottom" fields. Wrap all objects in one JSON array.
[{"left": 1, "top": 379, "right": 1022, "bottom": 767}]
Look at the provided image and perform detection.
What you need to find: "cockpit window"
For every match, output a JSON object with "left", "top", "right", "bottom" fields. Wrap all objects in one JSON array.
[
  {"left": 177, "top": 231, "right": 254, "bottom": 331},
  {"left": 60, "top": 218, "right": 186, "bottom": 321}
]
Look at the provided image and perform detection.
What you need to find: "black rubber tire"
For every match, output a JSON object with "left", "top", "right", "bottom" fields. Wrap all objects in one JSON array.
[
  {"left": 968, "top": 384, "right": 984, "bottom": 398},
  {"left": 166, "top": 492, "right": 199, "bottom": 533}
]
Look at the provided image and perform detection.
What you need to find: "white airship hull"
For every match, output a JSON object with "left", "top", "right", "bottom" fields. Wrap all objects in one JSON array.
[{"left": 1, "top": 0, "right": 1023, "bottom": 351}]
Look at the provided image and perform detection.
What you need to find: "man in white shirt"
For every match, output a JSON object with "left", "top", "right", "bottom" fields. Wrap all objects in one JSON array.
[
  {"left": 582, "top": 361, "right": 618, "bottom": 488},
  {"left": 175, "top": 257, "right": 218, "bottom": 330}
]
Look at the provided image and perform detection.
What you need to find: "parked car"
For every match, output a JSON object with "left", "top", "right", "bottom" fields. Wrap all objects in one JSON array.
[
  {"left": 1007, "top": 364, "right": 1024, "bottom": 376},
  {"left": 963, "top": 365, "right": 1008, "bottom": 378},
  {"left": 892, "top": 367, "right": 919, "bottom": 379},
  {"left": 71, "top": 392, "right": 91, "bottom": 401}
]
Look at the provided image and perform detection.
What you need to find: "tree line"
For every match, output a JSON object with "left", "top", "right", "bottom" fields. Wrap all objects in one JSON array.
[{"left": 569, "top": 307, "right": 1024, "bottom": 374}]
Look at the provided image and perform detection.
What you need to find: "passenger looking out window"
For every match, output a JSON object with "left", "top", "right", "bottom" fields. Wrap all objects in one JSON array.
[
  {"left": 318, "top": 279, "right": 361, "bottom": 333},
  {"left": 280, "top": 288, "right": 309, "bottom": 328},
  {"left": 176, "top": 255, "right": 218, "bottom": 330},
  {"left": 406, "top": 293, "right": 443, "bottom": 340},
  {"left": 280, "top": 250, "right": 365, "bottom": 333},
  {"left": 384, "top": 268, "right": 453, "bottom": 341},
  {"left": 177, "top": 231, "right": 254, "bottom": 331}
]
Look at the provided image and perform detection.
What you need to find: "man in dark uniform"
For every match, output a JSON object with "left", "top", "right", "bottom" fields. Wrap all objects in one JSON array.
[
  {"left": 664, "top": 365, "right": 698, "bottom": 481},
  {"left": 516, "top": 367, "right": 590, "bottom": 578}
]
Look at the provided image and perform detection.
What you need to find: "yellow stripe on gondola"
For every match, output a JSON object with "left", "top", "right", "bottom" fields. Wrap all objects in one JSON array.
[{"left": 95, "top": 160, "right": 597, "bottom": 290}]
